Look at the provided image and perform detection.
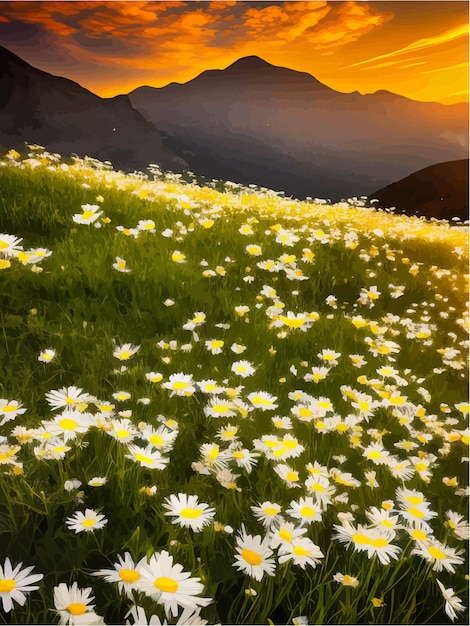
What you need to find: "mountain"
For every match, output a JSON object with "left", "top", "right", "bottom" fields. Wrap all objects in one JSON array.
[
  {"left": 369, "top": 159, "right": 469, "bottom": 220},
  {"left": 128, "top": 56, "right": 469, "bottom": 201},
  {"left": 0, "top": 45, "right": 182, "bottom": 172}
]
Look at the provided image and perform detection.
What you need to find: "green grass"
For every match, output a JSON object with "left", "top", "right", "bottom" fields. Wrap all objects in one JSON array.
[{"left": 0, "top": 146, "right": 468, "bottom": 625}]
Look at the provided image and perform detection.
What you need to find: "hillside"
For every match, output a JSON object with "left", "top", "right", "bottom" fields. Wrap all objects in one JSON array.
[
  {"left": 0, "top": 146, "right": 468, "bottom": 626},
  {"left": 370, "top": 159, "right": 469, "bottom": 220},
  {"left": 0, "top": 45, "right": 181, "bottom": 172}
]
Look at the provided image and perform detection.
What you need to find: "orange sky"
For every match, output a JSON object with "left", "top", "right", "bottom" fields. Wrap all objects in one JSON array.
[{"left": 0, "top": 1, "right": 468, "bottom": 104}]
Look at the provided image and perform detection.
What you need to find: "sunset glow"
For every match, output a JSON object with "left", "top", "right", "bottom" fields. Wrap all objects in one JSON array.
[{"left": 0, "top": 1, "right": 467, "bottom": 104}]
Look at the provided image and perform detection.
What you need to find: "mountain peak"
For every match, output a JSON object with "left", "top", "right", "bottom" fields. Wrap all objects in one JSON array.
[{"left": 225, "top": 56, "right": 274, "bottom": 71}]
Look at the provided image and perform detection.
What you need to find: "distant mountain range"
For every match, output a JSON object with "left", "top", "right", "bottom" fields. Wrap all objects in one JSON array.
[
  {"left": 128, "top": 55, "right": 468, "bottom": 201},
  {"left": 0, "top": 45, "right": 182, "bottom": 172},
  {"left": 370, "top": 159, "right": 469, "bottom": 221},
  {"left": 0, "top": 45, "right": 468, "bottom": 214}
]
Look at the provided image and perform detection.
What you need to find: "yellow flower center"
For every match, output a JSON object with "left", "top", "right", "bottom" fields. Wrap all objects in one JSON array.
[
  {"left": 352, "top": 533, "right": 371, "bottom": 545},
  {"left": 233, "top": 451, "right": 245, "bottom": 459},
  {"left": 149, "top": 435, "right": 164, "bottom": 445},
  {"left": 264, "top": 507, "right": 278, "bottom": 516},
  {"left": 82, "top": 210, "right": 94, "bottom": 220},
  {"left": 180, "top": 508, "right": 203, "bottom": 519},
  {"left": 371, "top": 538, "right": 389, "bottom": 548},
  {"left": 299, "top": 506, "right": 316, "bottom": 517},
  {"left": 241, "top": 548, "right": 262, "bottom": 566},
  {"left": 67, "top": 603, "right": 87, "bottom": 615},
  {"left": 286, "top": 471, "right": 299, "bottom": 482},
  {"left": 2, "top": 404, "right": 16, "bottom": 413},
  {"left": 59, "top": 418, "right": 78, "bottom": 431},
  {"left": 381, "top": 520, "right": 393, "bottom": 528},
  {"left": 119, "top": 351, "right": 132, "bottom": 360},
  {"left": 428, "top": 546, "right": 446, "bottom": 560},
  {"left": 293, "top": 545, "right": 309, "bottom": 556},
  {"left": 0, "top": 579, "right": 16, "bottom": 592},
  {"left": 415, "top": 463, "right": 427, "bottom": 472},
  {"left": 311, "top": 483, "right": 324, "bottom": 493},
  {"left": 279, "top": 529, "right": 292, "bottom": 542},
  {"left": 212, "top": 405, "right": 229, "bottom": 413},
  {"left": 251, "top": 396, "right": 272, "bottom": 405},
  {"left": 412, "top": 529, "right": 427, "bottom": 541},
  {"left": 119, "top": 569, "right": 141, "bottom": 583},
  {"left": 173, "top": 381, "right": 188, "bottom": 390},
  {"left": 82, "top": 519, "right": 96, "bottom": 528},
  {"left": 407, "top": 507, "right": 424, "bottom": 519},
  {"left": 406, "top": 495, "right": 423, "bottom": 505},
  {"left": 211, "top": 341, "right": 224, "bottom": 349},
  {"left": 368, "top": 451, "right": 383, "bottom": 459},
  {"left": 116, "top": 429, "right": 130, "bottom": 439},
  {"left": 343, "top": 575, "right": 354, "bottom": 586},
  {"left": 135, "top": 453, "right": 154, "bottom": 465},
  {"left": 154, "top": 576, "right": 179, "bottom": 593},
  {"left": 0, "top": 241, "right": 9, "bottom": 250}
]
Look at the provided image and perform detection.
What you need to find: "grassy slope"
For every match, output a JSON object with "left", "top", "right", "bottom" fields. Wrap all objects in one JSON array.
[{"left": 0, "top": 148, "right": 468, "bottom": 625}]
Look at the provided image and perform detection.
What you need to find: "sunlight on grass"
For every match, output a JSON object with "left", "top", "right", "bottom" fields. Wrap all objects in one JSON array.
[{"left": 0, "top": 145, "right": 468, "bottom": 625}]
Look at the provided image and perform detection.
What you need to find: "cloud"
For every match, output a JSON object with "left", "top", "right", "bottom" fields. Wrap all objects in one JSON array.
[
  {"left": 420, "top": 61, "right": 469, "bottom": 74},
  {"left": 343, "top": 22, "right": 469, "bottom": 69}
]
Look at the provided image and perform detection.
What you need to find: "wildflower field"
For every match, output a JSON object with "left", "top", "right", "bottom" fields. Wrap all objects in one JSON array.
[{"left": 0, "top": 146, "right": 468, "bottom": 625}]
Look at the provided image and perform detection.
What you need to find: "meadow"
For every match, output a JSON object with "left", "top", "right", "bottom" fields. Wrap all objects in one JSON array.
[{"left": 0, "top": 145, "right": 468, "bottom": 625}]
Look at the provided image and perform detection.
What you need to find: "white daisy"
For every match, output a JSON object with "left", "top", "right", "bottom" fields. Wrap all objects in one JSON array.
[
  {"left": 53, "top": 582, "right": 103, "bottom": 625},
  {"left": 45, "top": 386, "right": 91, "bottom": 411},
  {"left": 0, "top": 557, "right": 43, "bottom": 613},
  {"left": 251, "top": 501, "right": 283, "bottom": 529},
  {"left": 139, "top": 550, "right": 211, "bottom": 617},
  {"left": 278, "top": 537, "right": 324, "bottom": 569},
  {"left": 233, "top": 525, "right": 276, "bottom": 581},
  {"left": 93, "top": 552, "right": 147, "bottom": 599},
  {"left": 163, "top": 494, "right": 216, "bottom": 531},
  {"left": 38, "top": 349, "right": 56, "bottom": 363},
  {"left": 113, "top": 343, "right": 140, "bottom": 361},
  {"left": 436, "top": 579, "right": 466, "bottom": 622},
  {"left": 65, "top": 509, "right": 108, "bottom": 534},
  {"left": 125, "top": 444, "right": 169, "bottom": 470},
  {"left": 287, "top": 497, "right": 322, "bottom": 525}
]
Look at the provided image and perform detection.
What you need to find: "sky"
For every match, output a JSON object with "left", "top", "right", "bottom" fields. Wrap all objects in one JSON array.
[{"left": 0, "top": 1, "right": 468, "bottom": 104}]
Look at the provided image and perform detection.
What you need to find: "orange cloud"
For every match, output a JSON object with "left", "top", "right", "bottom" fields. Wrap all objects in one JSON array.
[{"left": 343, "top": 22, "right": 469, "bottom": 69}]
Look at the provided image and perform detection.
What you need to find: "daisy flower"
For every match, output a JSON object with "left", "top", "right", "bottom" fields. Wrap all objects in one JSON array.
[
  {"left": 113, "top": 343, "right": 140, "bottom": 361},
  {"left": 251, "top": 502, "right": 283, "bottom": 529},
  {"left": 274, "top": 464, "right": 301, "bottom": 487},
  {"left": 45, "top": 386, "right": 91, "bottom": 411},
  {"left": 171, "top": 250, "right": 186, "bottom": 263},
  {"left": 436, "top": 580, "right": 466, "bottom": 622},
  {"left": 93, "top": 552, "right": 147, "bottom": 599},
  {"left": 87, "top": 477, "right": 107, "bottom": 487},
  {"left": 125, "top": 444, "right": 169, "bottom": 470},
  {"left": 53, "top": 582, "right": 103, "bottom": 625},
  {"left": 318, "top": 349, "right": 341, "bottom": 366},
  {"left": 139, "top": 550, "right": 211, "bottom": 617},
  {"left": 333, "top": 573, "right": 360, "bottom": 588},
  {"left": 0, "top": 234, "right": 23, "bottom": 257},
  {"left": 230, "top": 343, "right": 247, "bottom": 354},
  {"left": 269, "top": 521, "right": 308, "bottom": 551},
  {"left": 0, "top": 399, "right": 27, "bottom": 426},
  {"left": 228, "top": 445, "right": 260, "bottom": 473},
  {"left": 247, "top": 391, "right": 278, "bottom": 411},
  {"left": 278, "top": 537, "right": 324, "bottom": 569},
  {"left": 332, "top": 522, "right": 402, "bottom": 565},
  {"left": 65, "top": 509, "right": 108, "bottom": 534},
  {"left": 163, "top": 494, "right": 215, "bottom": 531},
  {"left": 233, "top": 525, "right": 276, "bottom": 581},
  {"left": 287, "top": 497, "right": 322, "bottom": 525},
  {"left": 412, "top": 540, "right": 464, "bottom": 573},
  {"left": 0, "top": 557, "right": 43, "bottom": 613},
  {"left": 140, "top": 425, "right": 178, "bottom": 451},
  {"left": 445, "top": 511, "right": 470, "bottom": 540},
  {"left": 113, "top": 257, "right": 132, "bottom": 273},
  {"left": 205, "top": 339, "right": 224, "bottom": 355},
  {"left": 245, "top": 244, "right": 262, "bottom": 256},
  {"left": 162, "top": 373, "right": 196, "bottom": 397},
  {"left": 112, "top": 390, "right": 132, "bottom": 402},
  {"left": 45, "top": 411, "right": 92, "bottom": 442},
  {"left": 38, "top": 349, "right": 56, "bottom": 363},
  {"left": 204, "top": 397, "right": 237, "bottom": 418},
  {"left": 107, "top": 418, "right": 138, "bottom": 444},
  {"left": 72, "top": 204, "right": 102, "bottom": 225},
  {"left": 231, "top": 360, "right": 256, "bottom": 378}
]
